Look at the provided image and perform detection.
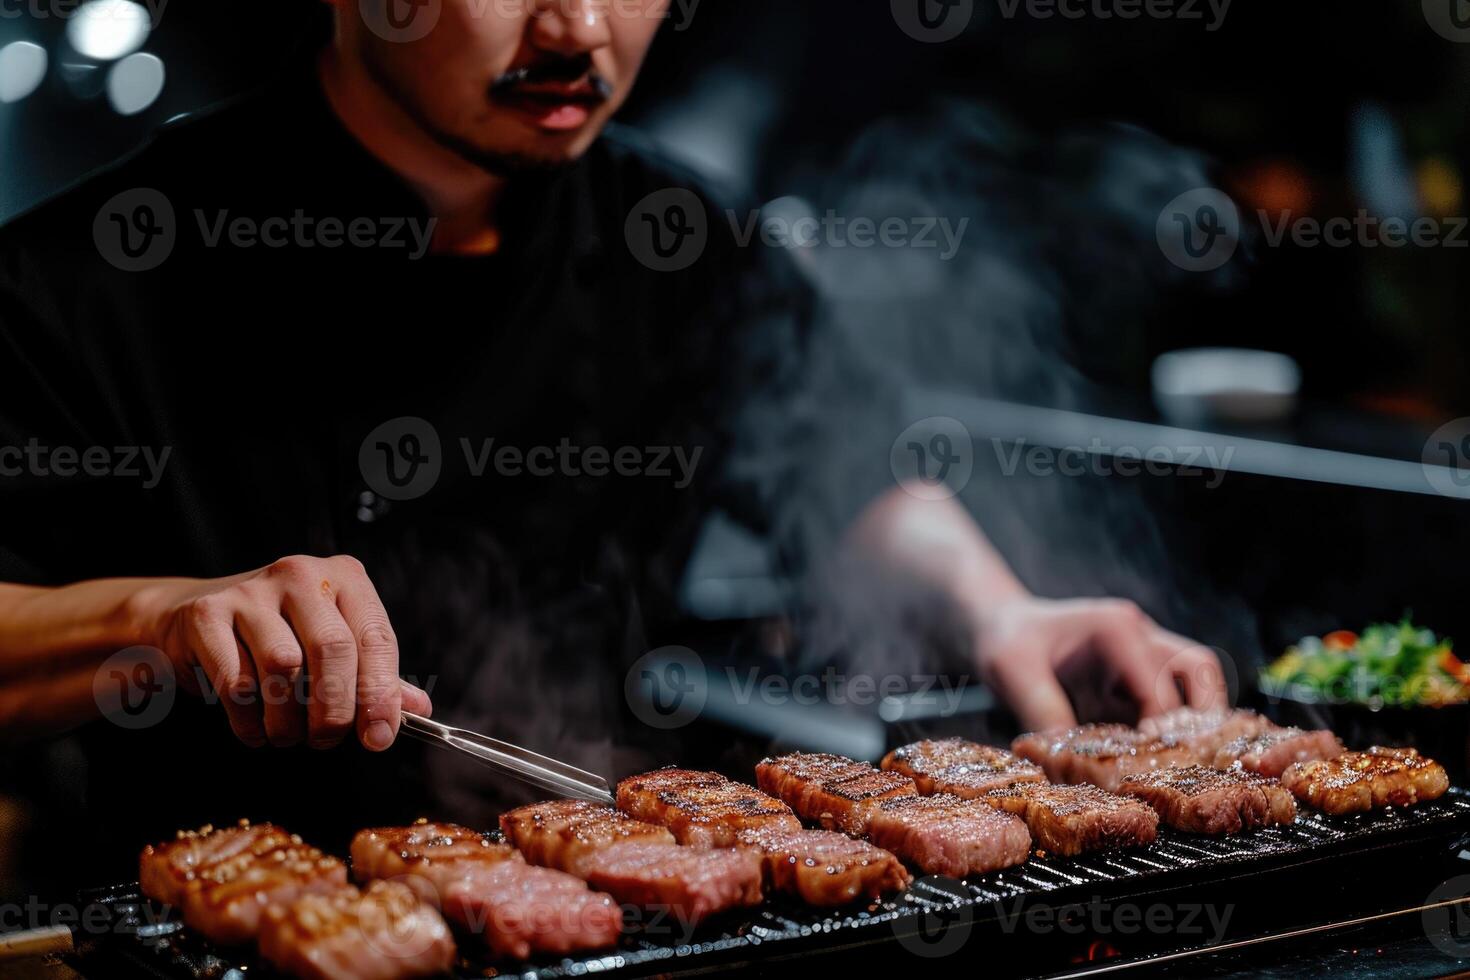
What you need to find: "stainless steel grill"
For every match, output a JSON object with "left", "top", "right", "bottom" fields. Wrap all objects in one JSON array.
[{"left": 67, "top": 791, "right": 1470, "bottom": 979}]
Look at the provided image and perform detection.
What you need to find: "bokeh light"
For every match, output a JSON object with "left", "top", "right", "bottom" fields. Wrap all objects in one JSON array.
[
  {"left": 107, "top": 51, "right": 164, "bottom": 115},
  {"left": 0, "top": 41, "right": 47, "bottom": 104},
  {"left": 66, "top": 0, "right": 152, "bottom": 62}
]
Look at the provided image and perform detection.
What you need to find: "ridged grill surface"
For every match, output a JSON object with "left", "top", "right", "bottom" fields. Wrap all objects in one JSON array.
[{"left": 76, "top": 792, "right": 1470, "bottom": 979}]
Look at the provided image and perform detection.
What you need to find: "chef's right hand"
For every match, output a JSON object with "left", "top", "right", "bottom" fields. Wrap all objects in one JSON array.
[{"left": 127, "top": 555, "right": 432, "bottom": 750}]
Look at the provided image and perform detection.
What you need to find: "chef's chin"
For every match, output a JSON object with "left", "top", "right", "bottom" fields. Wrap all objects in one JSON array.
[{"left": 440, "top": 122, "right": 602, "bottom": 176}]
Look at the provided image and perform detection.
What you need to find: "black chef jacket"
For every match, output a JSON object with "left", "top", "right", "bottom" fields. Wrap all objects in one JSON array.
[{"left": 0, "top": 53, "right": 827, "bottom": 880}]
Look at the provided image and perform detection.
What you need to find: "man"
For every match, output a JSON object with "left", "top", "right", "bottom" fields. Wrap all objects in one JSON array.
[{"left": 0, "top": 1, "right": 1220, "bottom": 860}]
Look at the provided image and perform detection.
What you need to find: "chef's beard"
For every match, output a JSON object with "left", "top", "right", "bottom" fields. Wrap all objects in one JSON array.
[{"left": 362, "top": 56, "right": 590, "bottom": 177}]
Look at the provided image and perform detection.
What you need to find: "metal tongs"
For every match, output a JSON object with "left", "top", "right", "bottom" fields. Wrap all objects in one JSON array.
[{"left": 400, "top": 712, "right": 614, "bottom": 805}]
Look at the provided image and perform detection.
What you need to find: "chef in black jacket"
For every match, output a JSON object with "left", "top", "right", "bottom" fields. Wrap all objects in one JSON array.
[{"left": 0, "top": 1, "right": 1223, "bottom": 870}]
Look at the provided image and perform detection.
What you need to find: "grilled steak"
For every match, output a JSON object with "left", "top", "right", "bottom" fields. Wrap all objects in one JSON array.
[
  {"left": 1137, "top": 707, "right": 1278, "bottom": 758},
  {"left": 1210, "top": 728, "right": 1344, "bottom": 778},
  {"left": 616, "top": 768, "right": 801, "bottom": 846},
  {"left": 139, "top": 821, "right": 295, "bottom": 907},
  {"left": 756, "top": 753, "right": 917, "bottom": 834},
  {"left": 438, "top": 860, "right": 623, "bottom": 961},
  {"left": 578, "top": 840, "right": 763, "bottom": 925},
  {"left": 1282, "top": 747, "right": 1450, "bottom": 815},
  {"left": 258, "top": 881, "right": 456, "bottom": 980},
  {"left": 1117, "top": 765, "right": 1296, "bottom": 834},
  {"left": 178, "top": 842, "right": 348, "bottom": 945},
  {"left": 881, "top": 739, "right": 1046, "bottom": 798},
  {"left": 1011, "top": 725, "right": 1194, "bottom": 790},
  {"left": 981, "top": 782, "right": 1159, "bottom": 856},
  {"left": 733, "top": 826, "right": 912, "bottom": 905},
  {"left": 350, "top": 823, "right": 520, "bottom": 906},
  {"left": 500, "top": 801, "right": 760, "bottom": 924},
  {"left": 500, "top": 800, "right": 675, "bottom": 876},
  {"left": 861, "top": 794, "right": 1032, "bottom": 877},
  {"left": 354, "top": 824, "right": 620, "bottom": 959}
]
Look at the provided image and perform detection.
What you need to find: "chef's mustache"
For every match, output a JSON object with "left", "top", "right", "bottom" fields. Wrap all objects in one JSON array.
[{"left": 491, "top": 57, "right": 614, "bottom": 101}]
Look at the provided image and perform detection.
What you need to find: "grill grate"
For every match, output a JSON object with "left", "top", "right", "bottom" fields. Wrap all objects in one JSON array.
[{"left": 68, "top": 792, "right": 1470, "bottom": 979}]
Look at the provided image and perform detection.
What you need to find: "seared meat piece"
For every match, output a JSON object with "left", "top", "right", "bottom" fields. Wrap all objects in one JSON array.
[
  {"left": 734, "top": 826, "right": 912, "bottom": 905},
  {"left": 1118, "top": 765, "right": 1296, "bottom": 834},
  {"left": 350, "top": 822, "right": 520, "bottom": 905},
  {"left": 179, "top": 843, "right": 348, "bottom": 945},
  {"left": 1011, "top": 725, "right": 1194, "bottom": 791},
  {"left": 1282, "top": 747, "right": 1450, "bottom": 815},
  {"left": 616, "top": 768, "right": 800, "bottom": 846},
  {"left": 354, "top": 824, "right": 620, "bottom": 960},
  {"left": 861, "top": 794, "right": 1031, "bottom": 877},
  {"left": 439, "top": 860, "right": 623, "bottom": 961},
  {"left": 1211, "top": 728, "right": 1345, "bottom": 778},
  {"left": 139, "top": 821, "right": 294, "bottom": 907},
  {"left": 881, "top": 739, "right": 1046, "bottom": 798},
  {"left": 259, "top": 881, "right": 456, "bottom": 980},
  {"left": 500, "top": 801, "right": 760, "bottom": 924},
  {"left": 981, "top": 783, "right": 1159, "bottom": 856},
  {"left": 756, "top": 753, "right": 917, "bottom": 834},
  {"left": 578, "top": 840, "right": 762, "bottom": 925},
  {"left": 1137, "top": 707, "right": 1278, "bottom": 759},
  {"left": 500, "top": 800, "right": 674, "bottom": 876}
]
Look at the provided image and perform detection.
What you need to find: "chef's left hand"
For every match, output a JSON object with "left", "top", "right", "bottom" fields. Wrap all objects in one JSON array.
[{"left": 970, "top": 595, "right": 1227, "bottom": 732}]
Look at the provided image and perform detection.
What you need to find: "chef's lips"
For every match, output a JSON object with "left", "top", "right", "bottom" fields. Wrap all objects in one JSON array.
[{"left": 490, "top": 56, "right": 615, "bottom": 105}]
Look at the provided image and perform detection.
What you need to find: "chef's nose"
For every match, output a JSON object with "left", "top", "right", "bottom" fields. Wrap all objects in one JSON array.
[{"left": 528, "top": 0, "right": 613, "bottom": 58}]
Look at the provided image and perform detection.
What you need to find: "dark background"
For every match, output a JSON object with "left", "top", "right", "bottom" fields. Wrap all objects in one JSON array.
[{"left": 3, "top": 0, "right": 1470, "bottom": 902}]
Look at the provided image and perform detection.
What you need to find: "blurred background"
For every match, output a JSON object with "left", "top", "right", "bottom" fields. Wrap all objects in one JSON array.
[{"left": 4, "top": 0, "right": 1470, "bottom": 896}]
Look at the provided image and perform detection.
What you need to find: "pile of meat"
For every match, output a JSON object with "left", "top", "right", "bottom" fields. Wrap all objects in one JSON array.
[{"left": 137, "top": 708, "right": 1449, "bottom": 979}]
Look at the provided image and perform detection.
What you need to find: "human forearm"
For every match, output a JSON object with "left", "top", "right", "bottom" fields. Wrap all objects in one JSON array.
[
  {"left": 843, "top": 488, "right": 1225, "bottom": 730},
  {"left": 0, "top": 578, "right": 164, "bottom": 666},
  {"left": 0, "top": 560, "right": 431, "bottom": 748},
  {"left": 843, "top": 487, "right": 1030, "bottom": 617}
]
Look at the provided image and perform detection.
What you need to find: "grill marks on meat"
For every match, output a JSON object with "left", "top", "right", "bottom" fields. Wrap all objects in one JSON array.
[
  {"left": 139, "top": 821, "right": 295, "bottom": 907},
  {"left": 578, "top": 840, "right": 763, "bottom": 924},
  {"left": 1211, "top": 728, "right": 1345, "bottom": 778},
  {"left": 754, "top": 752, "right": 1029, "bottom": 876},
  {"left": 1011, "top": 725, "right": 1196, "bottom": 791},
  {"left": 500, "top": 801, "right": 761, "bottom": 924},
  {"left": 1282, "top": 747, "right": 1451, "bottom": 815},
  {"left": 500, "top": 800, "right": 675, "bottom": 876},
  {"left": 139, "top": 822, "right": 348, "bottom": 945},
  {"left": 881, "top": 740, "right": 1046, "bottom": 798},
  {"left": 351, "top": 822, "right": 620, "bottom": 959},
  {"left": 734, "top": 826, "right": 912, "bottom": 905},
  {"left": 350, "top": 823, "right": 520, "bottom": 905},
  {"left": 861, "top": 794, "right": 1032, "bottom": 877},
  {"left": 439, "top": 861, "right": 623, "bottom": 961},
  {"left": 756, "top": 753, "right": 917, "bottom": 834},
  {"left": 1118, "top": 765, "right": 1296, "bottom": 834},
  {"left": 616, "top": 768, "right": 801, "bottom": 846},
  {"left": 981, "top": 783, "right": 1159, "bottom": 856},
  {"left": 258, "top": 881, "right": 456, "bottom": 980},
  {"left": 1137, "top": 707, "right": 1277, "bottom": 759}
]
